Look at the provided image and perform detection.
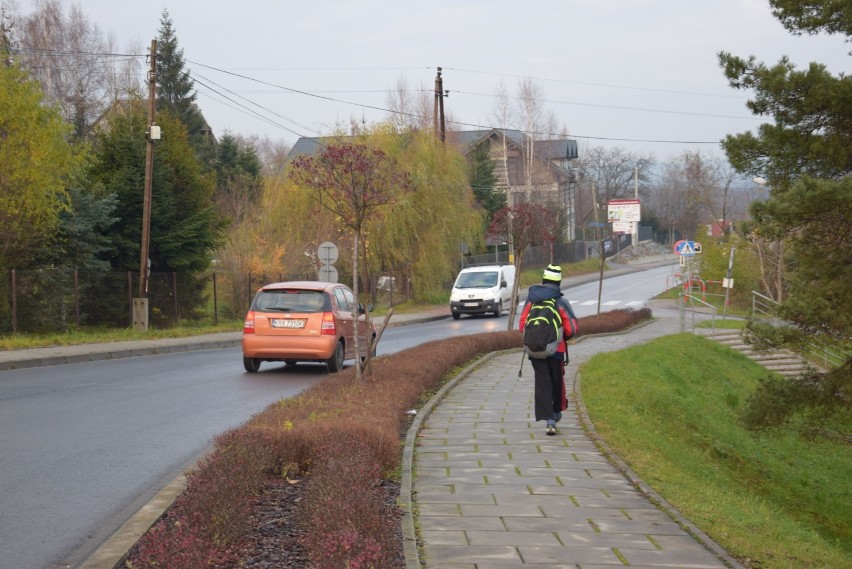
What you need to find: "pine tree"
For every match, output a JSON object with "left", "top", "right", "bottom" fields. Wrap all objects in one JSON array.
[
  {"left": 156, "top": 10, "right": 205, "bottom": 138},
  {"left": 467, "top": 140, "right": 504, "bottom": 217}
]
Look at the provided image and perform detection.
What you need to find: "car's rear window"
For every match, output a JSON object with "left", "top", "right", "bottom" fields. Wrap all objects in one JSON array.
[{"left": 252, "top": 289, "right": 329, "bottom": 313}]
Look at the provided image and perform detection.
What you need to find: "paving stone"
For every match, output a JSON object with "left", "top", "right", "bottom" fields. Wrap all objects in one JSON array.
[
  {"left": 411, "top": 306, "right": 743, "bottom": 569},
  {"left": 419, "top": 516, "right": 507, "bottom": 531},
  {"left": 465, "top": 530, "right": 562, "bottom": 546}
]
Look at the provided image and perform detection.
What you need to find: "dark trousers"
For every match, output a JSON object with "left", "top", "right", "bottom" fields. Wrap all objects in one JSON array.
[{"left": 530, "top": 357, "right": 565, "bottom": 422}]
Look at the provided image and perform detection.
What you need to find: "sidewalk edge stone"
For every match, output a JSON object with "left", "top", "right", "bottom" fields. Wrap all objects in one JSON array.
[
  {"left": 400, "top": 349, "right": 514, "bottom": 569},
  {"left": 571, "top": 347, "right": 747, "bottom": 569}
]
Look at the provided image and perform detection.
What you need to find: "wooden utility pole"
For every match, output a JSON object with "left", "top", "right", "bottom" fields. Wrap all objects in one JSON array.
[
  {"left": 133, "top": 38, "right": 157, "bottom": 330},
  {"left": 433, "top": 67, "right": 446, "bottom": 142}
]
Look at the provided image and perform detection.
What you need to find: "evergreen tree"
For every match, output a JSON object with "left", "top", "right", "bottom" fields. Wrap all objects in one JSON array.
[
  {"left": 88, "top": 103, "right": 224, "bottom": 325},
  {"left": 718, "top": 1, "right": 851, "bottom": 434},
  {"left": 214, "top": 133, "right": 263, "bottom": 222},
  {"left": 156, "top": 10, "right": 205, "bottom": 139},
  {"left": 467, "top": 140, "right": 504, "bottom": 217}
]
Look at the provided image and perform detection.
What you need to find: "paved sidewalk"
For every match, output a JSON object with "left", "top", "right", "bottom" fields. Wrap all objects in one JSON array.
[{"left": 405, "top": 303, "right": 744, "bottom": 569}]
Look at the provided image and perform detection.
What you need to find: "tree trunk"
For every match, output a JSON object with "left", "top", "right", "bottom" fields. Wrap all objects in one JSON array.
[
  {"left": 506, "top": 250, "right": 524, "bottom": 331},
  {"left": 352, "top": 230, "right": 362, "bottom": 381}
]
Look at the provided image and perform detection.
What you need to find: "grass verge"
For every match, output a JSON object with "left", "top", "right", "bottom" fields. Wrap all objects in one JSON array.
[
  {"left": 0, "top": 320, "right": 242, "bottom": 351},
  {"left": 580, "top": 333, "right": 852, "bottom": 569}
]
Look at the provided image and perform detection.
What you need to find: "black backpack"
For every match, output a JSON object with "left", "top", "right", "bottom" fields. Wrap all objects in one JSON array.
[{"left": 523, "top": 299, "right": 563, "bottom": 358}]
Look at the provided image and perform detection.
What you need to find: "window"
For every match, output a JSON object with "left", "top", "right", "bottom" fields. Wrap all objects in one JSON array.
[{"left": 333, "top": 288, "right": 350, "bottom": 311}]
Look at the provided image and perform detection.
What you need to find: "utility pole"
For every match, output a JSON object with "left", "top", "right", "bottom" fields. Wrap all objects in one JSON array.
[
  {"left": 133, "top": 39, "right": 158, "bottom": 331},
  {"left": 433, "top": 67, "right": 447, "bottom": 142},
  {"left": 633, "top": 165, "right": 639, "bottom": 247}
]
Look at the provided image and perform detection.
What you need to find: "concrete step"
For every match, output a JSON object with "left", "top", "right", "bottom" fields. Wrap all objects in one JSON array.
[{"left": 698, "top": 329, "right": 815, "bottom": 377}]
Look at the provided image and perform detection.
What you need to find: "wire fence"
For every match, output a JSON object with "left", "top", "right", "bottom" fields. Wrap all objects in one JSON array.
[
  {"left": 2, "top": 240, "right": 625, "bottom": 335},
  {"left": 0, "top": 265, "right": 421, "bottom": 335},
  {"left": 462, "top": 240, "right": 602, "bottom": 269}
]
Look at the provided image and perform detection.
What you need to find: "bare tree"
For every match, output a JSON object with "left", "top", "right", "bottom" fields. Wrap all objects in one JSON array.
[
  {"left": 649, "top": 159, "right": 691, "bottom": 245},
  {"left": 574, "top": 146, "right": 654, "bottom": 239},
  {"left": 644, "top": 152, "right": 714, "bottom": 245},
  {"left": 487, "top": 203, "right": 558, "bottom": 330},
  {"left": 14, "top": 1, "right": 113, "bottom": 137},
  {"left": 385, "top": 75, "right": 432, "bottom": 131}
]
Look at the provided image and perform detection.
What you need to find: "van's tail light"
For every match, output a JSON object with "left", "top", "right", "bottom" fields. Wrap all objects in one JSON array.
[
  {"left": 321, "top": 312, "right": 336, "bottom": 335},
  {"left": 243, "top": 311, "right": 255, "bottom": 334}
]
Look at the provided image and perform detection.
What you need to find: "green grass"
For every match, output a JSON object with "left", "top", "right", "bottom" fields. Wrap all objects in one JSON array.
[
  {"left": 656, "top": 284, "right": 752, "bottom": 318},
  {"left": 0, "top": 320, "right": 242, "bottom": 351},
  {"left": 697, "top": 319, "right": 747, "bottom": 330},
  {"left": 580, "top": 334, "right": 852, "bottom": 569}
]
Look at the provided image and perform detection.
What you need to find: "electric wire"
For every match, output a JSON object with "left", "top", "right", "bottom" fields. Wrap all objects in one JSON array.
[
  {"left": 191, "top": 70, "right": 318, "bottom": 136},
  {"left": 5, "top": 45, "right": 744, "bottom": 145},
  {"left": 186, "top": 59, "right": 725, "bottom": 144}
]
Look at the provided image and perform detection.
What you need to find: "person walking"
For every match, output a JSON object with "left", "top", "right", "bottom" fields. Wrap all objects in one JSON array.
[{"left": 519, "top": 263, "right": 578, "bottom": 435}]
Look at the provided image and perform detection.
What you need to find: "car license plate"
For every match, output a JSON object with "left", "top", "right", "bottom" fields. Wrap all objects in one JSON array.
[
  {"left": 271, "top": 318, "right": 305, "bottom": 329},
  {"left": 463, "top": 302, "right": 478, "bottom": 307}
]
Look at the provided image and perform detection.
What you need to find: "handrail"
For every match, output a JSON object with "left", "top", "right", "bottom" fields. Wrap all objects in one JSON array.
[
  {"left": 749, "top": 291, "right": 848, "bottom": 370},
  {"left": 679, "top": 293, "right": 717, "bottom": 333}
]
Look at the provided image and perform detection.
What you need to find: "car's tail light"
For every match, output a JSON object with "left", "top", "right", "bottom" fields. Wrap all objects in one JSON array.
[
  {"left": 321, "top": 311, "right": 335, "bottom": 335},
  {"left": 243, "top": 311, "right": 255, "bottom": 334}
]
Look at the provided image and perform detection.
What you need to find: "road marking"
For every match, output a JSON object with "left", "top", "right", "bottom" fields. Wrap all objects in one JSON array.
[{"left": 571, "top": 300, "right": 647, "bottom": 307}]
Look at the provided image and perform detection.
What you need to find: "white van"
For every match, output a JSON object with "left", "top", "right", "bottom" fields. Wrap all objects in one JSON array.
[{"left": 449, "top": 265, "right": 516, "bottom": 319}]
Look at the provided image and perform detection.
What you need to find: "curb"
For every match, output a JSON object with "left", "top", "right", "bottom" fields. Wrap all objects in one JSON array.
[
  {"left": 399, "top": 349, "right": 514, "bottom": 569},
  {"left": 0, "top": 338, "right": 243, "bottom": 372},
  {"left": 79, "top": 475, "right": 188, "bottom": 569},
  {"left": 570, "top": 329, "right": 747, "bottom": 569}
]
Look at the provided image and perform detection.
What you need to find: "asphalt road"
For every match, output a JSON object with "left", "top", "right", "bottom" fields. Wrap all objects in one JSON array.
[{"left": 0, "top": 263, "right": 677, "bottom": 569}]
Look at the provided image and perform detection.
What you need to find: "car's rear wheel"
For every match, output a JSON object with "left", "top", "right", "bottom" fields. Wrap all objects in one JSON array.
[
  {"left": 243, "top": 356, "right": 261, "bottom": 373},
  {"left": 326, "top": 341, "right": 344, "bottom": 373}
]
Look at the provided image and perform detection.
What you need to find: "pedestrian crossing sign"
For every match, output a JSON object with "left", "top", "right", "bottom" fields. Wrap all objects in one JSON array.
[{"left": 675, "top": 240, "right": 700, "bottom": 257}]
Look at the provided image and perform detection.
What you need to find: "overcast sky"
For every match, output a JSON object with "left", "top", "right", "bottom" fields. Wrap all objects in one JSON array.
[{"left": 9, "top": 0, "right": 851, "bottom": 160}]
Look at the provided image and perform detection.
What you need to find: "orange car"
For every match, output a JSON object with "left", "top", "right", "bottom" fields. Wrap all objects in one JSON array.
[{"left": 242, "top": 281, "right": 376, "bottom": 373}]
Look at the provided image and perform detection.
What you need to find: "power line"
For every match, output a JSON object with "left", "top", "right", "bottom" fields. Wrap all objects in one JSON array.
[
  {"left": 187, "top": 59, "right": 725, "bottom": 144},
  {"left": 453, "top": 90, "right": 762, "bottom": 122},
  {"left": 5, "top": 45, "right": 741, "bottom": 144},
  {"left": 441, "top": 66, "right": 748, "bottom": 100},
  {"left": 190, "top": 73, "right": 314, "bottom": 140}
]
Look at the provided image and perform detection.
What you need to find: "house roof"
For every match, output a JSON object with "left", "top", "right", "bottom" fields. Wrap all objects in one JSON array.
[
  {"left": 286, "top": 129, "right": 578, "bottom": 163},
  {"left": 447, "top": 128, "right": 578, "bottom": 160},
  {"left": 287, "top": 136, "right": 330, "bottom": 160}
]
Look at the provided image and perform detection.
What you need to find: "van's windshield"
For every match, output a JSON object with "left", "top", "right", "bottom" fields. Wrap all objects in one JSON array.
[{"left": 455, "top": 271, "right": 498, "bottom": 289}]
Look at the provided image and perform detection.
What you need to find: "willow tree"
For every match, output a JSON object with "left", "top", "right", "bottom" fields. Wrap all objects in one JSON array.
[
  {"left": 368, "top": 127, "right": 484, "bottom": 299},
  {"left": 289, "top": 142, "right": 413, "bottom": 380}
]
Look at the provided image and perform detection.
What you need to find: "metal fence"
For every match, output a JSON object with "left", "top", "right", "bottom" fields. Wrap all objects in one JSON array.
[
  {"left": 1, "top": 266, "right": 421, "bottom": 334},
  {"left": 0, "top": 269, "right": 307, "bottom": 334},
  {"left": 462, "top": 240, "right": 596, "bottom": 269}
]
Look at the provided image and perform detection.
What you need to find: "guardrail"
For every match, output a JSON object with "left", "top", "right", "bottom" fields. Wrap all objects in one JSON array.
[{"left": 751, "top": 291, "right": 848, "bottom": 370}]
